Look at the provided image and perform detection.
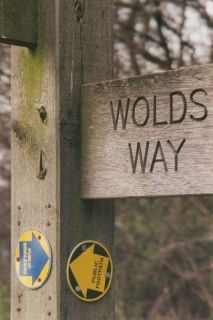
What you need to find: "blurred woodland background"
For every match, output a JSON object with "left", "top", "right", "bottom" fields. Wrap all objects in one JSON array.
[
  {"left": 0, "top": 43, "right": 10, "bottom": 320},
  {"left": 0, "top": 0, "right": 213, "bottom": 319}
]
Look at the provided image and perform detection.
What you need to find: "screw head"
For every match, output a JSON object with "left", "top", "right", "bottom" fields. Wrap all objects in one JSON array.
[
  {"left": 106, "top": 272, "right": 111, "bottom": 280},
  {"left": 82, "top": 244, "right": 87, "bottom": 251},
  {"left": 75, "top": 286, "right": 81, "bottom": 293}
]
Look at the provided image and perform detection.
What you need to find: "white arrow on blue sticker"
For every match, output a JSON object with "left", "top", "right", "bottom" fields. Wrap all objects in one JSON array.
[{"left": 19, "top": 232, "right": 49, "bottom": 284}]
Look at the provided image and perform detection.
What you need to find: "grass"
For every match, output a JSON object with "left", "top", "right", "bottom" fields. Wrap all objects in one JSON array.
[{"left": 0, "top": 284, "right": 10, "bottom": 320}]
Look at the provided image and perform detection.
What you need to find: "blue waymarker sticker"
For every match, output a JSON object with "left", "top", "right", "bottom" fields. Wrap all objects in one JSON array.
[{"left": 15, "top": 229, "right": 52, "bottom": 289}]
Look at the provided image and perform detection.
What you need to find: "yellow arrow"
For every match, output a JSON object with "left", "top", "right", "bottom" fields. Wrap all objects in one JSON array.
[{"left": 70, "top": 244, "right": 109, "bottom": 298}]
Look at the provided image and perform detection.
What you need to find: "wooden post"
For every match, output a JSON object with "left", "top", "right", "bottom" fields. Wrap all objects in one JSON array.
[{"left": 11, "top": 0, "right": 114, "bottom": 319}]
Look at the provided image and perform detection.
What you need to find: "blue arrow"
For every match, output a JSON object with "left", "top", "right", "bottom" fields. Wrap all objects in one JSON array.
[{"left": 19, "top": 232, "right": 49, "bottom": 284}]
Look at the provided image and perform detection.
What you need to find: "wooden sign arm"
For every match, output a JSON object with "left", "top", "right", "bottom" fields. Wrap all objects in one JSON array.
[{"left": 0, "top": 0, "right": 37, "bottom": 47}]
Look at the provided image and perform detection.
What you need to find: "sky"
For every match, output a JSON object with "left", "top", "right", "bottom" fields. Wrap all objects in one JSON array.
[{"left": 115, "top": 0, "right": 213, "bottom": 75}]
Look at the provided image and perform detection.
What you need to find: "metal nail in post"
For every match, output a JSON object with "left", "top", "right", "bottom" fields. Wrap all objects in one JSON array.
[{"left": 75, "top": 0, "right": 84, "bottom": 19}]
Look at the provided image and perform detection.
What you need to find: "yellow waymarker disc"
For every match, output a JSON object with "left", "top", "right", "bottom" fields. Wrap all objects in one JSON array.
[
  {"left": 15, "top": 229, "right": 52, "bottom": 290},
  {"left": 67, "top": 240, "right": 113, "bottom": 302}
]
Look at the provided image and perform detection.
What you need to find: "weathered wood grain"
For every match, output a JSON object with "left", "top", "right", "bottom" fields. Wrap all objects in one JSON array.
[
  {"left": 11, "top": 0, "right": 59, "bottom": 318},
  {"left": 59, "top": 0, "right": 114, "bottom": 319},
  {"left": 0, "top": 0, "right": 37, "bottom": 47},
  {"left": 81, "top": 64, "right": 213, "bottom": 199},
  {"left": 11, "top": 0, "right": 114, "bottom": 320}
]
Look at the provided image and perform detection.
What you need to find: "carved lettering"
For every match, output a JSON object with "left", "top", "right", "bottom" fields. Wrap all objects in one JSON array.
[
  {"left": 167, "top": 139, "right": 186, "bottom": 171},
  {"left": 110, "top": 98, "right": 130, "bottom": 130},
  {"left": 109, "top": 87, "right": 208, "bottom": 177},
  {"left": 150, "top": 140, "right": 168, "bottom": 173},
  {"left": 170, "top": 91, "right": 187, "bottom": 125},
  {"left": 190, "top": 88, "right": 208, "bottom": 121},
  {"left": 153, "top": 95, "right": 168, "bottom": 126},
  {"left": 129, "top": 142, "right": 149, "bottom": 173},
  {"left": 132, "top": 96, "right": 150, "bottom": 127},
  {"left": 129, "top": 140, "right": 186, "bottom": 174}
]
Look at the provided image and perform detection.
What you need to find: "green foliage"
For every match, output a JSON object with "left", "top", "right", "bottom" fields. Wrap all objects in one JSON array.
[
  {"left": 115, "top": 197, "right": 213, "bottom": 320},
  {"left": 115, "top": 1, "right": 213, "bottom": 319},
  {"left": 0, "top": 285, "right": 10, "bottom": 320}
]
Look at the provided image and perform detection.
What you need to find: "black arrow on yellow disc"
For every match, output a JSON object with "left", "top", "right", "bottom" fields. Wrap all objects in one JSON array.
[{"left": 66, "top": 241, "right": 113, "bottom": 302}]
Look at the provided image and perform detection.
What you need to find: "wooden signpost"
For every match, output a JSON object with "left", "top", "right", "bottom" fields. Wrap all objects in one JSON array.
[
  {"left": 81, "top": 64, "right": 213, "bottom": 199},
  {"left": 1, "top": 0, "right": 212, "bottom": 319},
  {"left": 2, "top": 0, "right": 114, "bottom": 319},
  {"left": 0, "top": 0, "right": 37, "bottom": 47}
]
